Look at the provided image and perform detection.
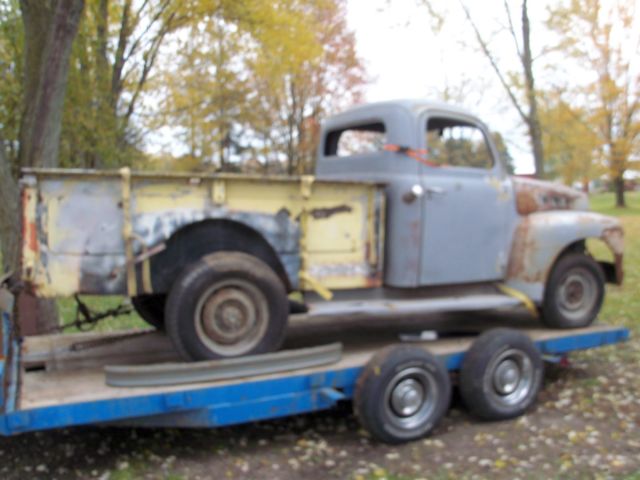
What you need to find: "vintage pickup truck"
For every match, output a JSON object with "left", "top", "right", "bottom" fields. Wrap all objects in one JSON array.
[{"left": 19, "top": 100, "right": 624, "bottom": 361}]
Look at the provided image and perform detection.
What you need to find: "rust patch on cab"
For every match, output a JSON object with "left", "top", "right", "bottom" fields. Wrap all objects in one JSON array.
[{"left": 506, "top": 217, "right": 541, "bottom": 282}]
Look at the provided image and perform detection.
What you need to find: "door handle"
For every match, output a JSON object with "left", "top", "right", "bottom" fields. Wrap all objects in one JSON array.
[
  {"left": 402, "top": 184, "right": 424, "bottom": 204},
  {"left": 425, "top": 186, "right": 446, "bottom": 198}
]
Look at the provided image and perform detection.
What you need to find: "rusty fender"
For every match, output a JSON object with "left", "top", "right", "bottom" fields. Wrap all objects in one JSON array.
[{"left": 505, "top": 210, "right": 623, "bottom": 302}]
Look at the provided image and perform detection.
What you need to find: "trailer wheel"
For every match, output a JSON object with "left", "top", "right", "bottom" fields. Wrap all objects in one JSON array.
[
  {"left": 460, "top": 329, "right": 543, "bottom": 420},
  {"left": 542, "top": 253, "right": 605, "bottom": 328},
  {"left": 354, "top": 345, "right": 451, "bottom": 444},
  {"left": 166, "top": 252, "right": 288, "bottom": 361},
  {"left": 131, "top": 294, "right": 166, "bottom": 330}
]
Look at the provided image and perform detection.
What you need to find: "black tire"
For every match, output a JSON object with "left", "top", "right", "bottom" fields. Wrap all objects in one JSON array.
[
  {"left": 354, "top": 345, "right": 451, "bottom": 444},
  {"left": 166, "top": 252, "right": 288, "bottom": 361},
  {"left": 542, "top": 253, "right": 605, "bottom": 328},
  {"left": 131, "top": 294, "right": 166, "bottom": 330},
  {"left": 459, "top": 328, "right": 543, "bottom": 420},
  {"left": 289, "top": 300, "right": 308, "bottom": 314}
]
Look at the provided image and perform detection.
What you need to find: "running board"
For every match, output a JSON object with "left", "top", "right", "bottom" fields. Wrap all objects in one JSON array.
[{"left": 297, "top": 294, "right": 524, "bottom": 321}]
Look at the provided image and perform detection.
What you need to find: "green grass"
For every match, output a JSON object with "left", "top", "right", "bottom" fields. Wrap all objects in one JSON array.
[
  {"left": 589, "top": 191, "right": 640, "bottom": 332},
  {"left": 58, "top": 296, "right": 146, "bottom": 332},
  {"left": 588, "top": 190, "right": 640, "bottom": 216}
]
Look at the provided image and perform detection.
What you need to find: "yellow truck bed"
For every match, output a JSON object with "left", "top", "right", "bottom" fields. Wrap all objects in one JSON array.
[{"left": 20, "top": 168, "right": 385, "bottom": 298}]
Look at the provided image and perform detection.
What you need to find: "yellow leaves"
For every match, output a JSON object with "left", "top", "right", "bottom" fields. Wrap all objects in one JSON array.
[
  {"left": 148, "top": 0, "right": 365, "bottom": 173},
  {"left": 567, "top": 430, "right": 588, "bottom": 444},
  {"left": 494, "top": 459, "right": 507, "bottom": 469},
  {"left": 539, "top": 95, "right": 603, "bottom": 184},
  {"left": 372, "top": 467, "right": 388, "bottom": 477},
  {"left": 546, "top": 0, "right": 640, "bottom": 192},
  {"left": 473, "top": 432, "right": 491, "bottom": 446}
]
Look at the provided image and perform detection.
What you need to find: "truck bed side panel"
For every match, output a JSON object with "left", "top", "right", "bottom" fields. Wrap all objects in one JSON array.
[{"left": 21, "top": 171, "right": 385, "bottom": 297}]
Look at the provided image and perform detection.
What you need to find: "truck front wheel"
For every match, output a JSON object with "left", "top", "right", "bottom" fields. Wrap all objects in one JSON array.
[
  {"left": 542, "top": 253, "right": 605, "bottom": 329},
  {"left": 166, "top": 252, "right": 288, "bottom": 361}
]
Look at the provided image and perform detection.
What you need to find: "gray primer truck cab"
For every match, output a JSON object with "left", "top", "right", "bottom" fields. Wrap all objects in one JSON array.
[
  {"left": 316, "top": 100, "right": 622, "bottom": 314},
  {"left": 20, "top": 100, "right": 624, "bottom": 361}
]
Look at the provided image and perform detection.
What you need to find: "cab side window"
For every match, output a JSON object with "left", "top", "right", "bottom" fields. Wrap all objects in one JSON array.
[
  {"left": 324, "top": 123, "right": 386, "bottom": 157},
  {"left": 426, "top": 118, "right": 493, "bottom": 169}
]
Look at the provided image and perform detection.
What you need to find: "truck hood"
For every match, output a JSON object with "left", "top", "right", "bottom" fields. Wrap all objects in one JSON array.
[{"left": 512, "top": 177, "right": 589, "bottom": 215}]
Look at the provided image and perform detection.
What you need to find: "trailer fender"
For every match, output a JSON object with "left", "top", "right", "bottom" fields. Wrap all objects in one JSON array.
[{"left": 505, "top": 211, "right": 623, "bottom": 302}]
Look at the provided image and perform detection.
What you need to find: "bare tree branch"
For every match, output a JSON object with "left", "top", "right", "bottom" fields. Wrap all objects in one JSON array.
[
  {"left": 459, "top": 0, "right": 529, "bottom": 124},
  {"left": 111, "top": 0, "right": 132, "bottom": 105},
  {"left": 503, "top": 0, "right": 522, "bottom": 60}
]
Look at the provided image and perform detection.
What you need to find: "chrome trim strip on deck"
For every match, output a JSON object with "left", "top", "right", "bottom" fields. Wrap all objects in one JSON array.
[{"left": 105, "top": 343, "right": 343, "bottom": 388}]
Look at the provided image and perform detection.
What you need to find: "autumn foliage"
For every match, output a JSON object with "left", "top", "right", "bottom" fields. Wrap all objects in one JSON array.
[{"left": 0, "top": 0, "right": 366, "bottom": 176}]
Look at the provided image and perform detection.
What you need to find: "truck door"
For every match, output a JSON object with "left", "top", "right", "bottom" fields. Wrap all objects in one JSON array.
[{"left": 418, "top": 114, "right": 514, "bottom": 285}]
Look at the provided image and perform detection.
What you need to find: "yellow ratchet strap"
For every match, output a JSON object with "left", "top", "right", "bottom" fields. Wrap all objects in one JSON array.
[
  {"left": 299, "top": 272, "right": 334, "bottom": 301},
  {"left": 497, "top": 283, "right": 539, "bottom": 318}
]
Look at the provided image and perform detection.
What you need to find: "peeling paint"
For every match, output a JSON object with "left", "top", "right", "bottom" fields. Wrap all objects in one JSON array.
[
  {"left": 309, "top": 204, "right": 352, "bottom": 219},
  {"left": 21, "top": 170, "right": 384, "bottom": 297},
  {"left": 506, "top": 210, "right": 625, "bottom": 302},
  {"left": 602, "top": 226, "right": 624, "bottom": 284},
  {"left": 513, "top": 177, "right": 588, "bottom": 215}
]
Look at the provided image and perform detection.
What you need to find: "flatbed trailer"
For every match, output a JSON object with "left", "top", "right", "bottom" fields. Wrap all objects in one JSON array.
[{"left": 0, "top": 287, "right": 630, "bottom": 442}]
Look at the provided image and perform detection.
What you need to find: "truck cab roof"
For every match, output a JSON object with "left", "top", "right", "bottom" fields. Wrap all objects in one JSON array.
[
  {"left": 323, "top": 99, "right": 483, "bottom": 131},
  {"left": 318, "top": 99, "right": 487, "bottom": 164}
]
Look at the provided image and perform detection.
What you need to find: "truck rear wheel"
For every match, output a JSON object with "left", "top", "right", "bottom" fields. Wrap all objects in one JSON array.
[
  {"left": 354, "top": 345, "right": 451, "bottom": 444},
  {"left": 131, "top": 294, "right": 166, "bottom": 330},
  {"left": 166, "top": 252, "right": 288, "bottom": 361},
  {"left": 542, "top": 253, "right": 605, "bottom": 329}
]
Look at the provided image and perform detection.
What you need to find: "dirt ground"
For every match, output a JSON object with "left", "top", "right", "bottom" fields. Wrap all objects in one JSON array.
[{"left": 0, "top": 330, "right": 638, "bottom": 480}]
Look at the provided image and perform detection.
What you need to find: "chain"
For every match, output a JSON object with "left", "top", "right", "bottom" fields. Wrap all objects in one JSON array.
[{"left": 45, "top": 295, "right": 133, "bottom": 334}]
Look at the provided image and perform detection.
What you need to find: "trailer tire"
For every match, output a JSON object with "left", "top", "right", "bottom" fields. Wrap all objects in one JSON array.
[
  {"left": 542, "top": 253, "right": 605, "bottom": 329},
  {"left": 459, "top": 329, "right": 543, "bottom": 420},
  {"left": 166, "top": 252, "right": 288, "bottom": 361},
  {"left": 354, "top": 345, "right": 451, "bottom": 444},
  {"left": 132, "top": 294, "right": 166, "bottom": 330}
]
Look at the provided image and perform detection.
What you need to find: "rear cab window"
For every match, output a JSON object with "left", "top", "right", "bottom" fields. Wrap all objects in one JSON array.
[{"left": 324, "top": 123, "right": 387, "bottom": 157}]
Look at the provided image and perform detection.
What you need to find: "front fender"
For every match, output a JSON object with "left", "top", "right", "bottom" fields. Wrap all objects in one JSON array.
[{"left": 505, "top": 211, "right": 623, "bottom": 302}]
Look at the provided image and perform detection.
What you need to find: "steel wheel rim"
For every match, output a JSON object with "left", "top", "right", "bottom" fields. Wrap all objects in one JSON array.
[
  {"left": 194, "top": 278, "right": 269, "bottom": 356},
  {"left": 384, "top": 367, "right": 437, "bottom": 431},
  {"left": 557, "top": 267, "right": 598, "bottom": 321},
  {"left": 485, "top": 348, "right": 534, "bottom": 407}
]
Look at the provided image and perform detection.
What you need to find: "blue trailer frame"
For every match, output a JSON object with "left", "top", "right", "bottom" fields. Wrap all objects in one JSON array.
[{"left": 0, "top": 289, "right": 630, "bottom": 437}]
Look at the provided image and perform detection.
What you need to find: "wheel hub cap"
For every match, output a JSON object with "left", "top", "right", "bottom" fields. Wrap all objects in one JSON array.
[
  {"left": 202, "top": 288, "right": 256, "bottom": 345},
  {"left": 493, "top": 359, "right": 520, "bottom": 395},
  {"left": 557, "top": 268, "right": 598, "bottom": 321},
  {"left": 564, "top": 276, "right": 586, "bottom": 306},
  {"left": 391, "top": 379, "right": 424, "bottom": 417},
  {"left": 486, "top": 348, "right": 535, "bottom": 407}
]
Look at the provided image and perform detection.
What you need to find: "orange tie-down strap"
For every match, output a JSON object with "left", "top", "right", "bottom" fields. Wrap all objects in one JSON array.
[{"left": 383, "top": 144, "right": 441, "bottom": 168}]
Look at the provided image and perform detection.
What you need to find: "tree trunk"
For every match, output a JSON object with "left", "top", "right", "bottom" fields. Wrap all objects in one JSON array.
[
  {"left": 18, "top": 0, "right": 85, "bottom": 168},
  {"left": 0, "top": 140, "right": 20, "bottom": 274},
  {"left": 17, "top": 0, "right": 84, "bottom": 334},
  {"left": 614, "top": 175, "right": 626, "bottom": 208},
  {"left": 521, "top": 0, "right": 545, "bottom": 178}
]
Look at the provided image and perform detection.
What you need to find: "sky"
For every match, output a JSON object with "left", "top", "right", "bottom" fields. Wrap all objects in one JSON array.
[{"left": 344, "top": 0, "right": 549, "bottom": 174}]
